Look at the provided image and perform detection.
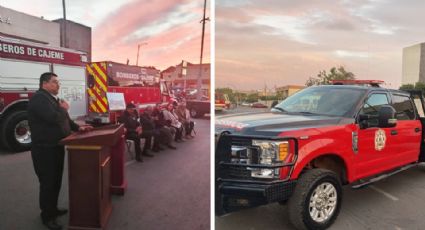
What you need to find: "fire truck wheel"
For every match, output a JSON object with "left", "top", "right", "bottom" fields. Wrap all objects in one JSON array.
[
  {"left": 288, "top": 168, "right": 342, "bottom": 230},
  {"left": 2, "top": 111, "right": 31, "bottom": 152},
  {"left": 190, "top": 108, "right": 203, "bottom": 118}
]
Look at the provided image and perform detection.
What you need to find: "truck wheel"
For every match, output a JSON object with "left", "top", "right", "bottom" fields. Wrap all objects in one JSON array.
[
  {"left": 190, "top": 108, "right": 203, "bottom": 118},
  {"left": 288, "top": 169, "right": 342, "bottom": 230},
  {"left": 1, "top": 111, "right": 32, "bottom": 152}
]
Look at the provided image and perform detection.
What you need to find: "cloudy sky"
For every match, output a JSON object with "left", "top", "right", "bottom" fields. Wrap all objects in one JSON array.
[
  {"left": 216, "top": 0, "right": 425, "bottom": 90},
  {"left": 1, "top": 0, "right": 210, "bottom": 70}
]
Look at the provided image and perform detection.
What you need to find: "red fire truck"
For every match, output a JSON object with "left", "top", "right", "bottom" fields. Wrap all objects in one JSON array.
[
  {"left": 216, "top": 80, "right": 425, "bottom": 229},
  {"left": 85, "top": 61, "right": 173, "bottom": 125},
  {"left": 0, "top": 36, "right": 88, "bottom": 151}
]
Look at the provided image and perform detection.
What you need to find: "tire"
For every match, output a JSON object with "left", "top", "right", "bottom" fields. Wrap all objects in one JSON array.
[
  {"left": 190, "top": 108, "right": 203, "bottom": 118},
  {"left": 1, "top": 111, "right": 32, "bottom": 152},
  {"left": 288, "top": 169, "right": 342, "bottom": 230}
]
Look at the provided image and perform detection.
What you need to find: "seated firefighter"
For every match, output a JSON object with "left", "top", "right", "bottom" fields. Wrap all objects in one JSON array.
[
  {"left": 162, "top": 102, "right": 184, "bottom": 142},
  {"left": 175, "top": 101, "right": 195, "bottom": 139},
  {"left": 119, "top": 103, "right": 153, "bottom": 162},
  {"left": 139, "top": 106, "right": 162, "bottom": 152},
  {"left": 152, "top": 104, "right": 177, "bottom": 149}
]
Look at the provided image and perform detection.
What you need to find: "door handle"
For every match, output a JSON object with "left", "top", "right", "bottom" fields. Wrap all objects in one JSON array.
[
  {"left": 391, "top": 130, "right": 398, "bottom": 135},
  {"left": 415, "top": 127, "right": 421, "bottom": 133}
]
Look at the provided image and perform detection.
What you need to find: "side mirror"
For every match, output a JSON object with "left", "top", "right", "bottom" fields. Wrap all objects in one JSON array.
[
  {"left": 358, "top": 105, "right": 397, "bottom": 129},
  {"left": 378, "top": 105, "right": 397, "bottom": 128}
]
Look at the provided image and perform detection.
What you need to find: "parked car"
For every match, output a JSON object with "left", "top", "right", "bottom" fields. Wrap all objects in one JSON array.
[
  {"left": 251, "top": 102, "right": 268, "bottom": 108},
  {"left": 216, "top": 93, "right": 231, "bottom": 111}
]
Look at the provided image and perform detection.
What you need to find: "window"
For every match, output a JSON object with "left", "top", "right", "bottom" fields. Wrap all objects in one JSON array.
[
  {"left": 392, "top": 94, "right": 415, "bottom": 120},
  {"left": 360, "top": 93, "right": 389, "bottom": 116},
  {"left": 276, "top": 87, "right": 365, "bottom": 117},
  {"left": 360, "top": 93, "right": 389, "bottom": 126}
]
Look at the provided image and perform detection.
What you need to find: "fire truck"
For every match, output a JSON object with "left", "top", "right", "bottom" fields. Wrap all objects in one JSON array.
[
  {"left": 216, "top": 80, "right": 425, "bottom": 229},
  {"left": 85, "top": 61, "right": 172, "bottom": 125},
  {"left": 0, "top": 36, "right": 88, "bottom": 152}
]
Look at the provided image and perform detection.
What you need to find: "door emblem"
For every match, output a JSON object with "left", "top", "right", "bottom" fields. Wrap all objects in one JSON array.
[{"left": 375, "top": 129, "right": 386, "bottom": 151}]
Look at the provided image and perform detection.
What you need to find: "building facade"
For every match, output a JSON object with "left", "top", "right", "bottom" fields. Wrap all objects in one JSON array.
[
  {"left": 276, "top": 85, "right": 304, "bottom": 99},
  {"left": 402, "top": 43, "right": 425, "bottom": 85},
  {"left": 0, "top": 5, "right": 91, "bottom": 60},
  {"left": 161, "top": 61, "right": 210, "bottom": 91}
]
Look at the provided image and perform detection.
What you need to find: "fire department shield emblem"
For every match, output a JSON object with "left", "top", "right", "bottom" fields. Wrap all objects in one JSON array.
[{"left": 375, "top": 129, "right": 386, "bottom": 151}]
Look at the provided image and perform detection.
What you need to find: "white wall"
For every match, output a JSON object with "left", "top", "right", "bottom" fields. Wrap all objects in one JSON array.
[
  {"left": 0, "top": 6, "right": 60, "bottom": 46},
  {"left": 402, "top": 44, "right": 422, "bottom": 85}
]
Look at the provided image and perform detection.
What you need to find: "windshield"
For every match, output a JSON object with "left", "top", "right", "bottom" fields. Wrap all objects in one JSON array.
[{"left": 274, "top": 87, "right": 365, "bottom": 117}]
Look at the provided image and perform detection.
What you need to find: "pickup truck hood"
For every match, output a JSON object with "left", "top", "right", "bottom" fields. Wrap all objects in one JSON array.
[{"left": 216, "top": 112, "right": 352, "bottom": 136}]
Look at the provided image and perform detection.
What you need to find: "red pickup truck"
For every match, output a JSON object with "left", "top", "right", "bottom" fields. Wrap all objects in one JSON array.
[{"left": 215, "top": 81, "right": 425, "bottom": 229}]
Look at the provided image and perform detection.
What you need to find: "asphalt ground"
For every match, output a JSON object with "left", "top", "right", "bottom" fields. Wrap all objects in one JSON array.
[
  {"left": 215, "top": 106, "right": 425, "bottom": 230},
  {"left": 0, "top": 117, "right": 210, "bottom": 230},
  {"left": 215, "top": 165, "right": 425, "bottom": 230}
]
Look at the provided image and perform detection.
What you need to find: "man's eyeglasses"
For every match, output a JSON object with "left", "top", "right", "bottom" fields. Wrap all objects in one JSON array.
[{"left": 48, "top": 80, "right": 60, "bottom": 85}]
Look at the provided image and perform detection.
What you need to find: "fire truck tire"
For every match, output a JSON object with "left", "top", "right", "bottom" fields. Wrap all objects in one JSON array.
[
  {"left": 288, "top": 168, "right": 342, "bottom": 230},
  {"left": 1, "top": 111, "right": 32, "bottom": 152},
  {"left": 0, "top": 122, "right": 9, "bottom": 149},
  {"left": 190, "top": 108, "right": 202, "bottom": 118}
]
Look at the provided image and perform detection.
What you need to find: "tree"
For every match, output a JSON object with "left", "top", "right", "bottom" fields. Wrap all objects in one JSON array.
[
  {"left": 399, "top": 83, "right": 415, "bottom": 91},
  {"left": 306, "top": 66, "right": 355, "bottom": 86},
  {"left": 399, "top": 82, "right": 425, "bottom": 94},
  {"left": 246, "top": 93, "right": 259, "bottom": 103}
]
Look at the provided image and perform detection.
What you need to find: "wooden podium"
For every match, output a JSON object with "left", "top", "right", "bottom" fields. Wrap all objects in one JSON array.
[{"left": 61, "top": 124, "right": 125, "bottom": 230}]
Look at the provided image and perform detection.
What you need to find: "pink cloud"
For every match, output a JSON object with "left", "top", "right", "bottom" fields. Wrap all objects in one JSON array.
[{"left": 91, "top": 0, "right": 209, "bottom": 70}]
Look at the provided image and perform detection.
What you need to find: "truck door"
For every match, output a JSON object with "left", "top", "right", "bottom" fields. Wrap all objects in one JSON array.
[
  {"left": 53, "top": 64, "right": 87, "bottom": 119},
  {"left": 355, "top": 92, "right": 397, "bottom": 179},
  {"left": 409, "top": 91, "right": 425, "bottom": 162},
  {"left": 388, "top": 93, "right": 421, "bottom": 167}
]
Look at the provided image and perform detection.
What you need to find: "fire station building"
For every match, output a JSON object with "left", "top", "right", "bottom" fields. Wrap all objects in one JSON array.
[{"left": 0, "top": 5, "right": 91, "bottom": 60}]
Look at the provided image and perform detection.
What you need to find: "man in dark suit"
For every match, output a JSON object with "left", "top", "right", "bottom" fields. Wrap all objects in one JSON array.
[
  {"left": 140, "top": 106, "right": 162, "bottom": 152},
  {"left": 28, "top": 72, "right": 92, "bottom": 230},
  {"left": 119, "top": 103, "right": 154, "bottom": 162}
]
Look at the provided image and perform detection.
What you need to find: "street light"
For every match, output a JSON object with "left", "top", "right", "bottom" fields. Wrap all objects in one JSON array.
[{"left": 136, "top": 42, "right": 148, "bottom": 66}]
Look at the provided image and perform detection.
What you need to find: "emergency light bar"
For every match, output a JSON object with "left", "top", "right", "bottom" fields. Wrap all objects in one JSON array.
[{"left": 330, "top": 80, "right": 385, "bottom": 87}]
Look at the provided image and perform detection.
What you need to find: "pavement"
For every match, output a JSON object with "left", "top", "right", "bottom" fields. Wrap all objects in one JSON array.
[
  {"left": 215, "top": 165, "right": 425, "bottom": 230},
  {"left": 0, "top": 117, "right": 210, "bottom": 230}
]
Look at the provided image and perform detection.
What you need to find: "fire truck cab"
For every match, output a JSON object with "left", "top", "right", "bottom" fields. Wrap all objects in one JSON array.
[
  {"left": 0, "top": 36, "right": 88, "bottom": 151},
  {"left": 215, "top": 80, "right": 425, "bottom": 229}
]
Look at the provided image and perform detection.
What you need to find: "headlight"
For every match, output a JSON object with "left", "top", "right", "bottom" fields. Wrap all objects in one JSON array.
[
  {"left": 251, "top": 140, "right": 289, "bottom": 179},
  {"left": 252, "top": 140, "right": 289, "bottom": 164}
]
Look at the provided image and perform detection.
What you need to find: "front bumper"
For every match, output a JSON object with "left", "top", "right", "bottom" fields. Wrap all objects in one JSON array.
[
  {"left": 217, "top": 180, "right": 297, "bottom": 213},
  {"left": 215, "top": 133, "right": 299, "bottom": 214}
]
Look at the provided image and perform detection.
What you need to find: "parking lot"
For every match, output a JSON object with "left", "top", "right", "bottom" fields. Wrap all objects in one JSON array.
[
  {"left": 216, "top": 164, "right": 425, "bottom": 230},
  {"left": 0, "top": 117, "right": 210, "bottom": 230},
  {"left": 215, "top": 106, "right": 425, "bottom": 230}
]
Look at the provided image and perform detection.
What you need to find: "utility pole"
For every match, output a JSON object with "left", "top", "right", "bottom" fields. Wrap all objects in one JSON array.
[
  {"left": 136, "top": 42, "right": 148, "bottom": 66},
  {"left": 197, "top": 0, "right": 209, "bottom": 100},
  {"left": 62, "top": 0, "right": 67, "bottom": 48}
]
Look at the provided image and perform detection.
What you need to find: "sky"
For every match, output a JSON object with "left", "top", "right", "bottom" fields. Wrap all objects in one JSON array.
[
  {"left": 1, "top": 0, "right": 210, "bottom": 70},
  {"left": 216, "top": 0, "right": 425, "bottom": 90}
]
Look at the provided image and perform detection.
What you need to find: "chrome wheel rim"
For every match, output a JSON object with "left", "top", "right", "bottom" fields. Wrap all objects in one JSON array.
[
  {"left": 309, "top": 182, "right": 337, "bottom": 223},
  {"left": 14, "top": 120, "right": 31, "bottom": 144}
]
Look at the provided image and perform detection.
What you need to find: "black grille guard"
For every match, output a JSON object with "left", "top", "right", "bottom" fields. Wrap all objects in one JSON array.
[{"left": 215, "top": 133, "right": 299, "bottom": 184}]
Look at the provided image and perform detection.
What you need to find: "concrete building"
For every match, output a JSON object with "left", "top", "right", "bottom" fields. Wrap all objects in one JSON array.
[
  {"left": 276, "top": 85, "right": 304, "bottom": 99},
  {"left": 0, "top": 5, "right": 60, "bottom": 45},
  {"left": 402, "top": 43, "right": 425, "bottom": 85},
  {"left": 161, "top": 61, "right": 210, "bottom": 91},
  {"left": 53, "top": 19, "right": 92, "bottom": 61},
  {"left": 0, "top": 5, "right": 91, "bottom": 60}
]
